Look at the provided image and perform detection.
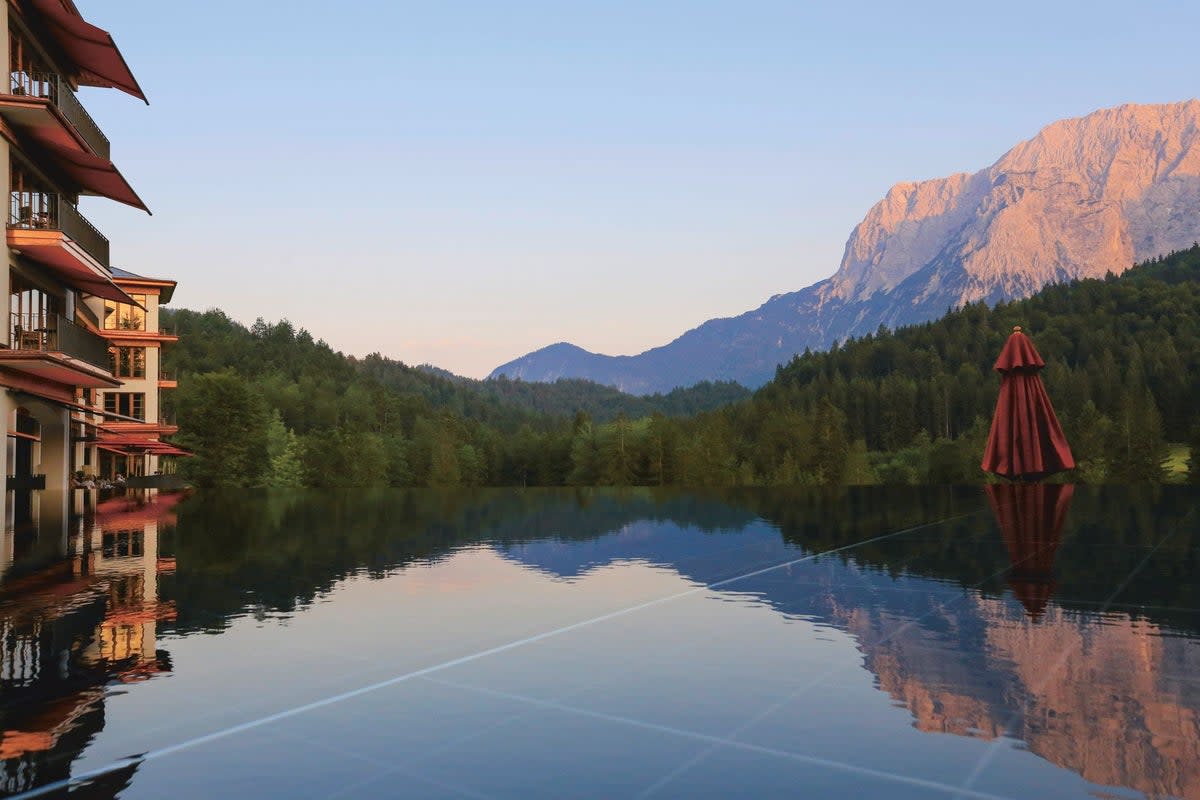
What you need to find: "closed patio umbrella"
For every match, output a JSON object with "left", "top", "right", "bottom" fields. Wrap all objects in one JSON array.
[{"left": 981, "top": 326, "right": 1074, "bottom": 480}]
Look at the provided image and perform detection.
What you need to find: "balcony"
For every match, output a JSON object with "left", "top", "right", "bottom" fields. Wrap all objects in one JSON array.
[
  {"left": 11, "top": 312, "right": 113, "bottom": 370},
  {"left": 3, "top": 70, "right": 110, "bottom": 158},
  {"left": 0, "top": 311, "right": 120, "bottom": 389},
  {"left": 9, "top": 192, "right": 110, "bottom": 268},
  {"left": 157, "top": 368, "right": 177, "bottom": 389}
]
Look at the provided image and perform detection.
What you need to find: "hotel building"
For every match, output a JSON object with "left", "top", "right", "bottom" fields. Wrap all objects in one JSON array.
[
  {"left": 0, "top": 1, "right": 163, "bottom": 529},
  {"left": 85, "top": 267, "right": 182, "bottom": 480}
]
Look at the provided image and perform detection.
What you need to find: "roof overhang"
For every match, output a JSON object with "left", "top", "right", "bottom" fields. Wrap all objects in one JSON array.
[{"left": 113, "top": 275, "right": 177, "bottom": 304}]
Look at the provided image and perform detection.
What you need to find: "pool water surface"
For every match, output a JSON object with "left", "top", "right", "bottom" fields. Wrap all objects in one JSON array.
[{"left": 1, "top": 486, "right": 1197, "bottom": 799}]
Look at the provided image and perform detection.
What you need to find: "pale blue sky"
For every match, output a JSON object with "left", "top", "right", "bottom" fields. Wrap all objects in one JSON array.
[{"left": 76, "top": 1, "right": 1199, "bottom": 377}]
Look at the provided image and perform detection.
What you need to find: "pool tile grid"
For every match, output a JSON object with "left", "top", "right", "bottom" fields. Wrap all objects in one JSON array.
[
  {"left": 11, "top": 510, "right": 991, "bottom": 800},
  {"left": 18, "top": 501, "right": 1168, "bottom": 800},
  {"left": 274, "top": 518, "right": 1006, "bottom": 800},
  {"left": 383, "top": 511, "right": 1081, "bottom": 800},
  {"left": 412, "top": 676, "right": 1017, "bottom": 800}
]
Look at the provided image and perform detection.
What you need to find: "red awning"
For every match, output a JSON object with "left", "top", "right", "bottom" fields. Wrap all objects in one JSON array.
[
  {"left": 96, "top": 436, "right": 191, "bottom": 456},
  {"left": 27, "top": 0, "right": 147, "bottom": 103},
  {"left": 35, "top": 141, "right": 149, "bottom": 212},
  {"left": 10, "top": 236, "right": 143, "bottom": 305}
]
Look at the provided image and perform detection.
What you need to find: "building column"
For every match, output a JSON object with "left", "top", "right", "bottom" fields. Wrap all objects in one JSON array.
[{"left": 27, "top": 399, "right": 70, "bottom": 552}]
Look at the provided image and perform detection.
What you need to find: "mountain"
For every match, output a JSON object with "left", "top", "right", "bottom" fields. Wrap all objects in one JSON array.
[{"left": 491, "top": 100, "right": 1200, "bottom": 394}]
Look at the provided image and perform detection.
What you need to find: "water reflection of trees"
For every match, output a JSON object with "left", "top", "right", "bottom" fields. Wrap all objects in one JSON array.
[
  {"left": 754, "top": 485, "right": 1199, "bottom": 633},
  {"left": 163, "top": 486, "right": 1199, "bottom": 638},
  {"left": 163, "top": 488, "right": 760, "bottom": 633}
]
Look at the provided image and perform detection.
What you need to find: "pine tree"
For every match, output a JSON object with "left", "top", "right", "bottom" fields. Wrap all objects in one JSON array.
[
  {"left": 813, "top": 398, "right": 849, "bottom": 485},
  {"left": 1108, "top": 388, "right": 1168, "bottom": 483}
]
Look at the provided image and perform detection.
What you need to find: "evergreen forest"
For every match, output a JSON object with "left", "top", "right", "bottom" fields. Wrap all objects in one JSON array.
[{"left": 165, "top": 245, "right": 1200, "bottom": 488}]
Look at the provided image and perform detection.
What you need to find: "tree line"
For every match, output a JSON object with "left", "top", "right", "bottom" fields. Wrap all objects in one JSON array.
[{"left": 167, "top": 245, "right": 1200, "bottom": 487}]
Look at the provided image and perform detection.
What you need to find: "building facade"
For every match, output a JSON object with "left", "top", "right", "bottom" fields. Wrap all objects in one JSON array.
[
  {"left": 0, "top": 1, "right": 154, "bottom": 532},
  {"left": 84, "top": 268, "right": 182, "bottom": 480}
]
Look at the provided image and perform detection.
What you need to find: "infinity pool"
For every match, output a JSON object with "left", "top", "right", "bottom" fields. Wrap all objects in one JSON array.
[{"left": 2, "top": 487, "right": 1197, "bottom": 798}]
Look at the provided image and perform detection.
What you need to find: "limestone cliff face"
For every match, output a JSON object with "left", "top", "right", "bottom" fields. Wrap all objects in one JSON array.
[
  {"left": 491, "top": 100, "right": 1200, "bottom": 394},
  {"left": 829, "top": 100, "right": 1200, "bottom": 314}
]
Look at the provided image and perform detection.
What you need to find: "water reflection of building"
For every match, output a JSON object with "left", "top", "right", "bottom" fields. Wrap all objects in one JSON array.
[{"left": 0, "top": 489, "right": 179, "bottom": 796}]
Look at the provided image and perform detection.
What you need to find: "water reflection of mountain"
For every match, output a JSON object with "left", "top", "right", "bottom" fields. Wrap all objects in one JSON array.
[{"left": 498, "top": 486, "right": 1200, "bottom": 800}]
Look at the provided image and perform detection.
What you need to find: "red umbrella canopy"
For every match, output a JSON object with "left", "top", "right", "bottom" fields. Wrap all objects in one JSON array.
[{"left": 981, "top": 327, "right": 1075, "bottom": 480}]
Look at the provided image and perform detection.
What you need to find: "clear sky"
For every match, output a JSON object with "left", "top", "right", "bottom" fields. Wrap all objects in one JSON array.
[{"left": 76, "top": 0, "right": 1200, "bottom": 378}]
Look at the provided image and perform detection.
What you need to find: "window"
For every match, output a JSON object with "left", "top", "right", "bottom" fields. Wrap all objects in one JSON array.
[
  {"left": 104, "top": 392, "right": 145, "bottom": 421},
  {"left": 103, "top": 296, "right": 147, "bottom": 330},
  {"left": 109, "top": 347, "right": 146, "bottom": 378}
]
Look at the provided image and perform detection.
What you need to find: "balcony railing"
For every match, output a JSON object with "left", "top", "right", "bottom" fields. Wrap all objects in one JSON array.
[
  {"left": 9, "top": 192, "right": 111, "bottom": 268},
  {"left": 10, "top": 70, "right": 111, "bottom": 158},
  {"left": 10, "top": 312, "right": 113, "bottom": 371}
]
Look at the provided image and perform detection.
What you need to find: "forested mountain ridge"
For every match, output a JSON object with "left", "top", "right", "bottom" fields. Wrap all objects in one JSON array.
[
  {"left": 161, "top": 309, "right": 750, "bottom": 487},
  {"left": 163, "top": 310, "right": 746, "bottom": 429},
  {"left": 492, "top": 101, "right": 1200, "bottom": 393},
  {"left": 757, "top": 244, "right": 1200, "bottom": 483},
  {"left": 167, "top": 245, "right": 1200, "bottom": 488}
]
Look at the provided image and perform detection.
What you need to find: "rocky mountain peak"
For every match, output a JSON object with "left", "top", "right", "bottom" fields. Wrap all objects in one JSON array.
[
  {"left": 491, "top": 100, "right": 1200, "bottom": 394},
  {"left": 828, "top": 100, "right": 1200, "bottom": 312}
]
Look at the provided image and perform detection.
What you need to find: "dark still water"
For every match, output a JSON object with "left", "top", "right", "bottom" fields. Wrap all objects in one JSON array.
[{"left": 1, "top": 487, "right": 1198, "bottom": 799}]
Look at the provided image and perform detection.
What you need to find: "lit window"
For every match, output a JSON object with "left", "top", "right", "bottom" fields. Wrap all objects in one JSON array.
[{"left": 103, "top": 296, "right": 147, "bottom": 330}]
